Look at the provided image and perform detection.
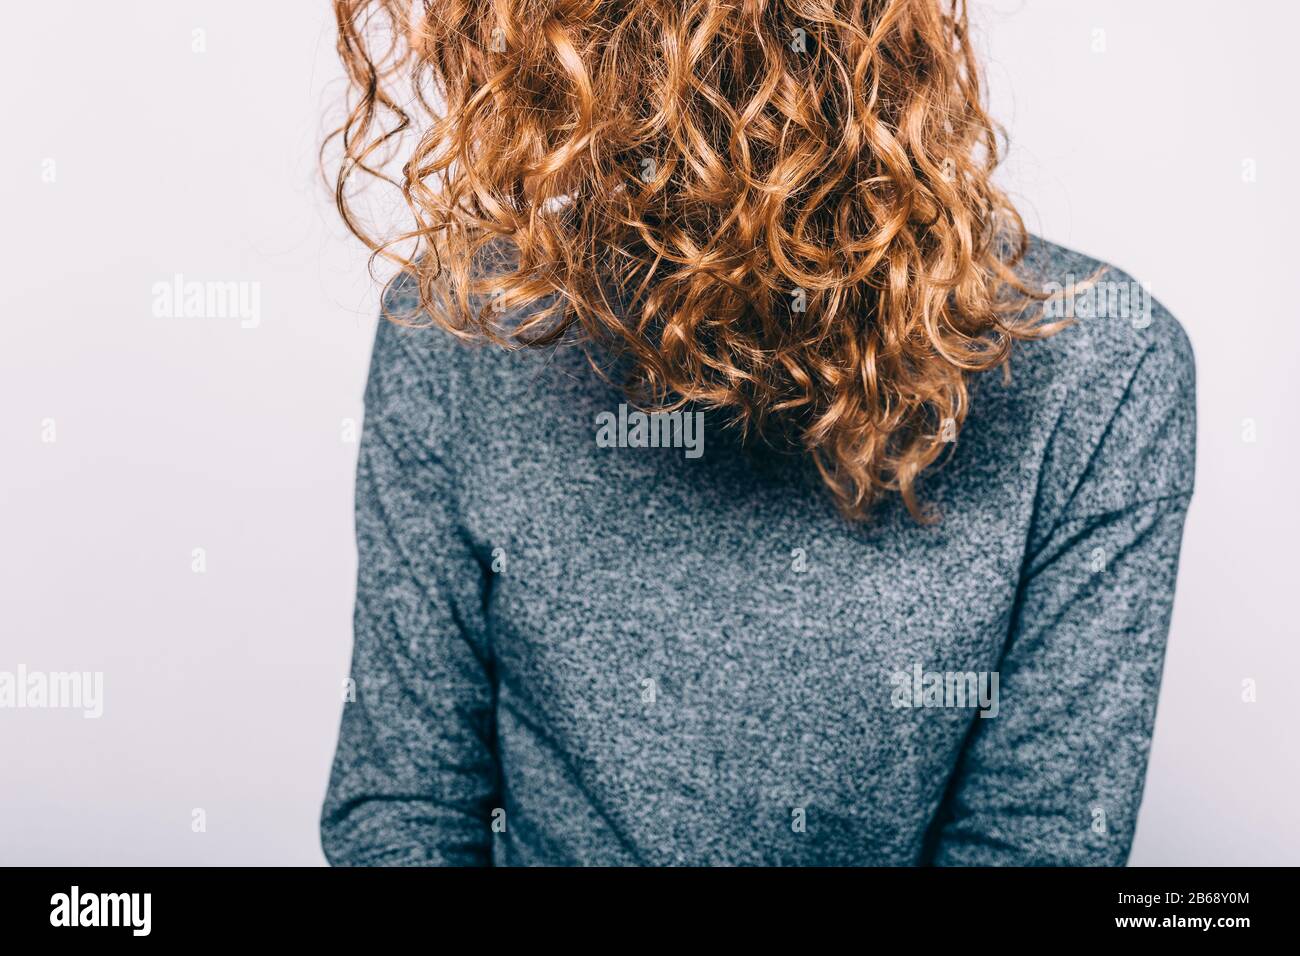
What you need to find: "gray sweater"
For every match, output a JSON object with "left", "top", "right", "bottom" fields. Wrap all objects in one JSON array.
[{"left": 321, "top": 236, "right": 1196, "bottom": 866}]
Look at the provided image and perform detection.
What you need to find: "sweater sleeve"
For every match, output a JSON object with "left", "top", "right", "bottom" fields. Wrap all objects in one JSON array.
[
  {"left": 927, "top": 318, "right": 1196, "bottom": 866},
  {"left": 320, "top": 309, "right": 499, "bottom": 866}
]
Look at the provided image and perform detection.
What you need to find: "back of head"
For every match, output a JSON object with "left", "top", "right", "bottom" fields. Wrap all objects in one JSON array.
[{"left": 330, "top": 0, "right": 1051, "bottom": 519}]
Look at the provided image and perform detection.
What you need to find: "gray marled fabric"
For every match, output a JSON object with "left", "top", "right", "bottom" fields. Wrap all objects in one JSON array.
[{"left": 321, "top": 236, "right": 1196, "bottom": 866}]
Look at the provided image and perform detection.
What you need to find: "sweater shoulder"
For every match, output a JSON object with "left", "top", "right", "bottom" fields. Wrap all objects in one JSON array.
[
  {"left": 969, "top": 236, "right": 1197, "bottom": 524},
  {"left": 364, "top": 267, "right": 583, "bottom": 450},
  {"left": 1011, "top": 235, "right": 1195, "bottom": 401}
]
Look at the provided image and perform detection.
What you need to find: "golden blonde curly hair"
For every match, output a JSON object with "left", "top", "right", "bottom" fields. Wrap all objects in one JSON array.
[{"left": 330, "top": 0, "right": 1053, "bottom": 520}]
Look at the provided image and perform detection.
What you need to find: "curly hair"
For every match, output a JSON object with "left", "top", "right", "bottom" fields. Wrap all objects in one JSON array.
[{"left": 329, "top": 0, "right": 1055, "bottom": 520}]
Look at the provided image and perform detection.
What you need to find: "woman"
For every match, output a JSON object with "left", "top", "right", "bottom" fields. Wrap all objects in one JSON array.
[{"left": 321, "top": 0, "right": 1195, "bottom": 865}]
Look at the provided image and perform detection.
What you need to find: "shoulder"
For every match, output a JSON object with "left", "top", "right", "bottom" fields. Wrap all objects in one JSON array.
[
  {"left": 367, "top": 240, "right": 572, "bottom": 380},
  {"left": 971, "top": 236, "right": 1197, "bottom": 522},
  {"left": 359, "top": 271, "right": 491, "bottom": 454},
  {"left": 363, "top": 265, "right": 582, "bottom": 446},
  {"left": 1012, "top": 235, "right": 1195, "bottom": 412},
  {"left": 369, "top": 269, "right": 474, "bottom": 382}
]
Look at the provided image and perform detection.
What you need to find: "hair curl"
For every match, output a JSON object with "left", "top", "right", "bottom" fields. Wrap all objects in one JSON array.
[{"left": 329, "top": 0, "right": 1055, "bottom": 520}]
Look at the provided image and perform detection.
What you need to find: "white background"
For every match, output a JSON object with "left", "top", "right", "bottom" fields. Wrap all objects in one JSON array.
[{"left": 1, "top": 1, "right": 1296, "bottom": 865}]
